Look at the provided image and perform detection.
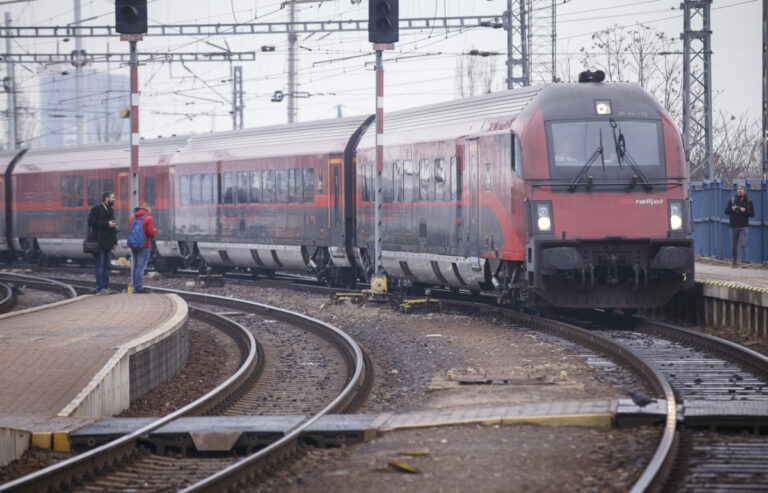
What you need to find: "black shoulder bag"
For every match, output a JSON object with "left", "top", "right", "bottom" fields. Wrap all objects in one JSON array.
[{"left": 83, "top": 226, "right": 99, "bottom": 254}]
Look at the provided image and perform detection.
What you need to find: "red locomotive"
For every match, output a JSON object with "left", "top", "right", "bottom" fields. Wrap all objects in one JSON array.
[{"left": 1, "top": 72, "right": 693, "bottom": 309}]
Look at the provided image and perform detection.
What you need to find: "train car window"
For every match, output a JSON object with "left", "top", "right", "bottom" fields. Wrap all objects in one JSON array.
[
  {"left": 250, "top": 171, "right": 262, "bottom": 203},
  {"left": 361, "top": 164, "right": 369, "bottom": 203},
  {"left": 72, "top": 175, "right": 83, "bottom": 206},
  {"left": 61, "top": 176, "right": 72, "bottom": 207},
  {"left": 393, "top": 161, "right": 403, "bottom": 202},
  {"left": 383, "top": 162, "right": 393, "bottom": 202},
  {"left": 434, "top": 158, "right": 446, "bottom": 201},
  {"left": 87, "top": 180, "right": 99, "bottom": 206},
  {"left": 277, "top": 169, "right": 289, "bottom": 203},
  {"left": 202, "top": 174, "right": 214, "bottom": 204},
  {"left": 303, "top": 168, "right": 314, "bottom": 202},
  {"left": 287, "top": 169, "right": 296, "bottom": 203},
  {"left": 144, "top": 177, "right": 156, "bottom": 206},
  {"left": 403, "top": 160, "right": 414, "bottom": 203},
  {"left": 237, "top": 171, "right": 249, "bottom": 204},
  {"left": 449, "top": 158, "right": 457, "bottom": 200},
  {"left": 453, "top": 157, "right": 462, "bottom": 201},
  {"left": 87, "top": 179, "right": 112, "bottom": 206},
  {"left": 190, "top": 174, "right": 202, "bottom": 205},
  {"left": 485, "top": 164, "right": 492, "bottom": 190},
  {"left": 496, "top": 134, "right": 512, "bottom": 174},
  {"left": 512, "top": 133, "right": 523, "bottom": 175},
  {"left": 264, "top": 170, "right": 276, "bottom": 203},
  {"left": 317, "top": 174, "right": 324, "bottom": 194},
  {"left": 419, "top": 159, "right": 431, "bottom": 202},
  {"left": 296, "top": 169, "right": 306, "bottom": 203},
  {"left": 222, "top": 172, "right": 235, "bottom": 204},
  {"left": 180, "top": 175, "right": 190, "bottom": 205}
]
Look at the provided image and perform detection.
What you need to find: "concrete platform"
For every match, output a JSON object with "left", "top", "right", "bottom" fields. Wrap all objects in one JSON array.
[
  {"left": 0, "top": 293, "right": 188, "bottom": 466},
  {"left": 695, "top": 261, "right": 768, "bottom": 291}
]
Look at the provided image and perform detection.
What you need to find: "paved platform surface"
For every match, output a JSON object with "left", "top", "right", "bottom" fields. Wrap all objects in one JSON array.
[
  {"left": 0, "top": 294, "right": 179, "bottom": 418},
  {"left": 695, "top": 260, "right": 768, "bottom": 290}
]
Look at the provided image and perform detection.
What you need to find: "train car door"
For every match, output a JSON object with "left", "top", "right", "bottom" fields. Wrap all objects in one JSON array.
[
  {"left": 117, "top": 173, "right": 129, "bottom": 228},
  {"left": 328, "top": 157, "right": 343, "bottom": 244},
  {"left": 466, "top": 139, "right": 481, "bottom": 268}
]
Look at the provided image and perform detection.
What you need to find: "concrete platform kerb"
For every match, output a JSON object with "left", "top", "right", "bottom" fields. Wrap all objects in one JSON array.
[{"left": 56, "top": 294, "right": 188, "bottom": 418}]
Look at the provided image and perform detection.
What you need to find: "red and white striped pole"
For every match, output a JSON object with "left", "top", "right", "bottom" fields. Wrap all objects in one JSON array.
[
  {"left": 128, "top": 38, "right": 140, "bottom": 213},
  {"left": 123, "top": 35, "right": 141, "bottom": 293},
  {"left": 374, "top": 48, "right": 384, "bottom": 279}
]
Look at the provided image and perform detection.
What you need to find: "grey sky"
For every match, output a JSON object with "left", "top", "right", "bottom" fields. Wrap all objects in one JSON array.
[{"left": 2, "top": 0, "right": 761, "bottom": 146}]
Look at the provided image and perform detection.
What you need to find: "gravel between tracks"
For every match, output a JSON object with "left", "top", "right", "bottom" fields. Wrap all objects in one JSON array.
[{"left": 3, "top": 271, "right": 765, "bottom": 492}]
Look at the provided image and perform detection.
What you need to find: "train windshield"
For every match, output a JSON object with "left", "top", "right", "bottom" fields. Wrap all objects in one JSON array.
[{"left": 549, "top": 120, "right": 663, "bottom": 168}]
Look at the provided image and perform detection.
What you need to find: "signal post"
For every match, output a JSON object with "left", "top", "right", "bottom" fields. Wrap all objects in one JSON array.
[
  {"left": 369, "top": 0, "right": 398, "bottom": 299},
  {"left": 116, "top": 0, "right": 147, "bottom": 293}
]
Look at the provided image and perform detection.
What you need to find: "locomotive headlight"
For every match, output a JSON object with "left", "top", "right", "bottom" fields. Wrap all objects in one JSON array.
[
  {"left": 595, "top": 100, "right": 612, "bottom": 115},
  {"left": 536, "top": 202, "right": 552, "bottom": 232},
  {"left": 669, "top": 201, "right": 683, "bottom": 231}
]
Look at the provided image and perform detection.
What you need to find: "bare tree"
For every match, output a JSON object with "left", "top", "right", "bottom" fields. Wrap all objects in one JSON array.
[
  {"left": 712, "top": 111, "right": 763, "bottom": 184},
  {"left": 455, "top": 49, "right": 500, "bottom": 98}
]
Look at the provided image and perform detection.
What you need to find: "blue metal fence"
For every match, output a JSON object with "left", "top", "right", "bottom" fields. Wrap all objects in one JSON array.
[{"left": 689, "top": 179, "right": 768, "bottom": 263}]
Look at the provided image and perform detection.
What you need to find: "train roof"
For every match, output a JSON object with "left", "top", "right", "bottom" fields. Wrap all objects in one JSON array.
[
  {"left": 359, "top": 86, "right": 543, "bottom": 147},
  {"left": 358, "top": 81, "right": 665, "bottom": 148},
  {"left": 172, "top": 115, "right": 370, "bottom": 164},
  {"left": 10, "top": 136, "right": 187, "bottom": 175}
]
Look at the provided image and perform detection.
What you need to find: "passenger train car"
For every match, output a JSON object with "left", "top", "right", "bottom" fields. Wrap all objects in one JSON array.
[{"left": 0, "top": 74, "right": 694, "bottom": 309}]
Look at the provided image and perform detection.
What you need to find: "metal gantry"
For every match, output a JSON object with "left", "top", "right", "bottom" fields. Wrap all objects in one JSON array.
[
  {"left": 526, "top": 0, "right": 557, "bottom": 84},
  {"left": 232, "top": 65, "right": 243, "bottom": 130},
  {"left": 0, "top": 17, "right": 499, "bottom": 38},
  {"left": 681, "top": 0, "right": 714, "bottom": 181},
  {"left": 0, "top": 52, "right": 257, "bottom": 64},
  {"left": 3, "top": 12, "right": 16, "bottom": 150},
  {"left": 763, "top": 0, "right": 767, "bottom": 179},
  {"left": 504, "top": 0, "right": 528, "bottom": 88}
]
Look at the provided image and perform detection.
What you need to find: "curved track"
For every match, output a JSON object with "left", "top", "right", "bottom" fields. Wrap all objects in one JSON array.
[
  {"left": 552, "top": 311, "right": 768, "bottom": 492},
  {"left": 0, "top": 281, "right": 15, "bottom": 313},
  {"left": 0, "top": 277, "right": 369, "bottom": 493}
]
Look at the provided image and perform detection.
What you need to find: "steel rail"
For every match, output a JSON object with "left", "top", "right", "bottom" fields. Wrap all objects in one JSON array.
[
  {"left": 0, "top": 271, "right": 77, "bottom": 299},
  {"left": 0, "top": 280, "right": 16, "bottom": 313},
  {"left": 637, "top": 318, "right": 768, "bottom": 382},
  {"left": 0, "top": 307, "right": 258, "bottom": 493},
  {"left": 441, "top": 300, "right": 678, "bottom": 493},
  {"left": 3, "top": 277, "right": 367, "bottom": 492}
]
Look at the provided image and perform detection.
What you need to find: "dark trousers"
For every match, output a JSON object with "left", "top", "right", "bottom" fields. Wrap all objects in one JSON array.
[
  {"left": 730, "top": 227, "right": 748, "bottom": 262},
  {"left": 94, "top": 249, "right": 111, "bottom": 290}
]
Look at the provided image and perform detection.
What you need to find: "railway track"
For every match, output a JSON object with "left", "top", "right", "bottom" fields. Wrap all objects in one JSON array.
[
  {"left": 5, "top": 270, "right": 767, "bottom": 491},
  {"left": 0, "top": 276, "right": 370, "bottom": 493},
  {"left": 0, "top": 281, "right": 15, "bottom": 313}
]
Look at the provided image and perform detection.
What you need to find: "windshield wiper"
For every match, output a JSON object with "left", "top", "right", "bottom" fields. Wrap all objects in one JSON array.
[
  {"left": 609, "top": 119, "right": 652, "bottom": 191},
  {"left": 568, "top": 142, "right": 603, "bottom": 192}
]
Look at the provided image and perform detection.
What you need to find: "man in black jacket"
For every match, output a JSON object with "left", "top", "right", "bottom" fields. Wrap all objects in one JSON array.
[
  {"left": 87, "top": 192, "right": 118, "bottom": 293},
  {"left": 724, "top": 184, "right": 755, "bottom": 268}
]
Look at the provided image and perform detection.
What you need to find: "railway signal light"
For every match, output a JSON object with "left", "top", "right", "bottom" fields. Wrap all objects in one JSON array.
[
  {"left": 115, "top": 0, "right": 147, "bottom": 35},
  {"left": 368, "top": 0, "right": 398, "bottom": 44}
]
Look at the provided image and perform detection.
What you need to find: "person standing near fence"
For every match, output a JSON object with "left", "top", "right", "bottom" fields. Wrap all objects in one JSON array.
[
  {"left": 127, "top": 202, "right": 156, "bottom": 293},
  {"left": 87, "top": 191, "right": 118, "bottom": 294},
  {"left": 725, "top": 184, "right": 755, "bottom": 268}
]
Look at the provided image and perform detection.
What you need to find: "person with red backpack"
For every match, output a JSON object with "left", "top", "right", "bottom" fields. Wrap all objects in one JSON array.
[{"left": 127, "top": 202, "right": 157, "bottom": 293}]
